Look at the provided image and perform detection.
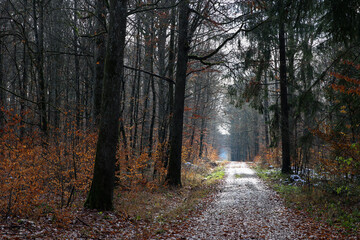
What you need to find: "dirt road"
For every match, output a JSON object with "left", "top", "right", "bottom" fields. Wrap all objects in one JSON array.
[
  {"left": 158, "top": 162, "right": 347, "bottom": 240},
  {"left": 1, "top": 162, "right": 352, "bottom": 239}
]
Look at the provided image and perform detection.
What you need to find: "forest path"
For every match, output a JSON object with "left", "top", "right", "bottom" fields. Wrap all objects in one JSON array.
[{"left": 157, "top": 162, "right": 343, "bottom": 240}]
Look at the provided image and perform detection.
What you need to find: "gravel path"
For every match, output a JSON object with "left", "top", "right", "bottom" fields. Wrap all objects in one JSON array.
[
  {"left": 1, "top": 162, "right": 353, "bottom": 239},
  {"left": 159, "top": 161, "right": 346, "bottom": 240}
]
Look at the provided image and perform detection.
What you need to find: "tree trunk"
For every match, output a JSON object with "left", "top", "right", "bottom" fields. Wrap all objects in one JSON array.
[
  {"left": 93, "top": 0, "right": 107, "bottom": 125},
  {"left": 166, "top": 0, "right": 190, "bottom": 187},
  {"left": 0, "top": 38, "right": 3, "bottom": 126},
  {"left": 85, "top": 0, "right": 128, "bottom": 211},
  {"left": 264, "top": 71, "right": 270, "bottom": 148},
  {"left": 198, "top": 117, "right": 206, "bottom": 158},
  {"left": 74, "top": 0, "right": 81, "bottom": 129},
  {"left": 130, "top": 20, "right": 141, "bottom": 153},
  {"left": 149, "top": 67, "right": 156, "bottom": 154},
  {"left": 279, "top": 1, "right": 291, "bottom": 174},
  {"left": 167, "top": 1, "right": 176, "bottom": 138},
  {"left": 33, "top": 0, "right": 47, "bottom": 134},
  {"left": 157, "top": 9, "right": 168, "bottom": 145},
  {"left": 140, "top": 14, "right": 153, "bottom": 151},
  {"left": 148, "top": 17, "right": 156, "bottom": 154},
  {"left": 160, "top": 2, "right": 176, "bottom": 171}
]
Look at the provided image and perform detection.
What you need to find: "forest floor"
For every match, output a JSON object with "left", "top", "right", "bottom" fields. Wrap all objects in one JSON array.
[
  {"left": 154, "top": 162, "right": 358, "bottom": 239},
  {"left": 1, "top": 162, "right": 359, "bottom": 239}
]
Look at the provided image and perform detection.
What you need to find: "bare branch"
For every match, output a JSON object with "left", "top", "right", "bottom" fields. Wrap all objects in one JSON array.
[{"left": 124, "top": 65, "right": 175, "bottom": 85}]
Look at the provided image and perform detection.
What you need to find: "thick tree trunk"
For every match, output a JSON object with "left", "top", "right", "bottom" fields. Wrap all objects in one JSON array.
[
  {"left": 33, "top": 0, "right": 47, "bottom": 134},
  {"left": 85, "top": 0, "right": 127, "bottom": 211},
  {"left": 166, "top": 0, "right": 190, "bottom": 187},
  {"left": 0, "top": 39, "right": 3, "bottom": 126},
  {"left": 279, "top": 1, "right": 291, "bottom": 174},
  {"left": 93, "top": 0, "right": 107, "bottom": 125},
  {"left": 167, "top": 1, "right": 176, "bottom": 141}
]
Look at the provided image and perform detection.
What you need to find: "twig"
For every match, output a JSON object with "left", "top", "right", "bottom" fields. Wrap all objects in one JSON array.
[
  {"left": 76, "top": 217, "right": 91, "bottom": 227},
  {"left": 124, "top": 65, "right": 175, "bottom": 84}
]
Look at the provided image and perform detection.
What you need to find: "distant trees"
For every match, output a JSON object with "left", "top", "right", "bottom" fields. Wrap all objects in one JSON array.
[
  {"left": 0, "top": 0, "right": 233, "bottom": 212},
  {"left": 226, "top": 0, "right": 360, "bottom": 177},
  {"left": 227, "top": 105, "right": 262, "bottom": 162},
  {"left": 2, "top": 0, "right": 357, "bottom": 213}
]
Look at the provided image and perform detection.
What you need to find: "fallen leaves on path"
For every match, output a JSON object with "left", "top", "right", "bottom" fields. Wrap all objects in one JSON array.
[
  {"left": 151, "top": 162, "right": 358, "bottom": 240},
  {"left": 1, "top": 162, "right": 358, "bottom": 239}
]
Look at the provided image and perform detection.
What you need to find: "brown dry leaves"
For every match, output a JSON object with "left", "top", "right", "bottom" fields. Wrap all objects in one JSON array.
[{"left": 1, "top": 162, "right": 358, "bottom": 239}]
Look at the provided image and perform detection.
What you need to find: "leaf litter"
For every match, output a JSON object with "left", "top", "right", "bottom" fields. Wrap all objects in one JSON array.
[{"left": 1, "top": 162, "right": 358, "bottom": 239}]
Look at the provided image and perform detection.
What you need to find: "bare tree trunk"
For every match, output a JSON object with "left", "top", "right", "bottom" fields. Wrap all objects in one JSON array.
[
  {"left": 166, "top": 0, "right": 190, "bottom": 187},
  {"left": 264, "top": 71, "right": 270, "bottom": 148},
  {"left": 33, "top": 0, "right": 47, "bottom": 134},
  {"left": 140, "top": 14, "right": 153, "bottom": 151},
  {"left": 85, "top": 0, "right": 128, "bottom": 211},
  {"left": 74, "top": 0, "right": 81, "bottom": 129},
  {"left": 93, "top": 0, "right": 107, "bottom": 125},
  {"left": 279, "top": 0, "right": 291, "bottom": 174},
  {"left": 198, "top": 117, "right": 206, "bottom": 158},
  {"left": 149, "top": 66, "right": 156, "bottom": 154},
  {"left": 164, "top": 1, "right": 176, "bottom": 169},
  {"left": 0, "top": 37, "right": 3, "bottom": 127},
  {"left": 140, "top": 79, "right": 150, "bottom": 150},
  {"left": 130, "top": 20, "right": 141, "bottom": 153},
  {"left": 157, "top": 10, "right": 168, "bottom": 145},
  {"left": 148, "top": 17, "right": 156, "bottom": 154}
]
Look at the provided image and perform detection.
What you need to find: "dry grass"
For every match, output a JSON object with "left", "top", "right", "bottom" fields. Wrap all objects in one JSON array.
[{"left": 114, "top": 162, "right": 227, "bottom": 223}]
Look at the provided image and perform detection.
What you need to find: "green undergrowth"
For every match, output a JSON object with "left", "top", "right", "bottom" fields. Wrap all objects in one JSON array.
[
  {"left": 115, "top": 162, "right": 226, "bottom": 225},
  {"left": 205, "top": 166, "right": 225, "bottom": 183},
  {"left": 254, "top": 165, "right": 360, "bottom": 234}
]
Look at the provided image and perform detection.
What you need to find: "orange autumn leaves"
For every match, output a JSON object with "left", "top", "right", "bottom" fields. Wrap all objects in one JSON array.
[
  {"left": 312, "top": 125, "right": 360, "bottom": 177},
  {"left": 330, "top": 59, "right": 360, "bottom": 96},
  {"left": 0, "top": 109, "right": 96, "bottom": 218},
  {"left": 312, "top": 59, "right": 360, "bottom": 178},
  {"left": 0, "top": 108, "right": 219, "bottom": 220}
]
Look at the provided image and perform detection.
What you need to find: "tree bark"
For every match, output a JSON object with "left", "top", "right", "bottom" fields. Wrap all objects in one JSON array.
[
  {"left": 140, "top": 14, "right": 153, "bottom": 151},
  {"left": 33, "top": 0, "right": 47, "bottom": 134},
  {"left": 0, "top": 38, "right": 3, "bottom": 127},
  {"left": 198, "top": 117, "right": 206, "bottom": 158},
  {"left": 130, "top": 19, "right": 141, "bottom": 153},
  {"left": 148, "top": 16, "right": 156, "bottom": 154},
  {"left": 85, "top": 0, "right": 128, "bottom": 211},
  {"left": 93, "top": 0, "right": 107, "bottom": 125},
  {"left": 264, "top": 71, "right": 270, "bottom": 148},
  {"left": 157, "top": 8, "right": 168, "bottom": 145},
  {"left": 279, "top": 0, "right": 291, "bottom": 174},
  {"left": 166, "top": 0, "right": 190, "bottom": 187},
  {"left": 74, "top": 0, "right": 81, "bottom": 129},
  {"left": 0, "top": 31, "right": 5, "bottom": 126}
]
